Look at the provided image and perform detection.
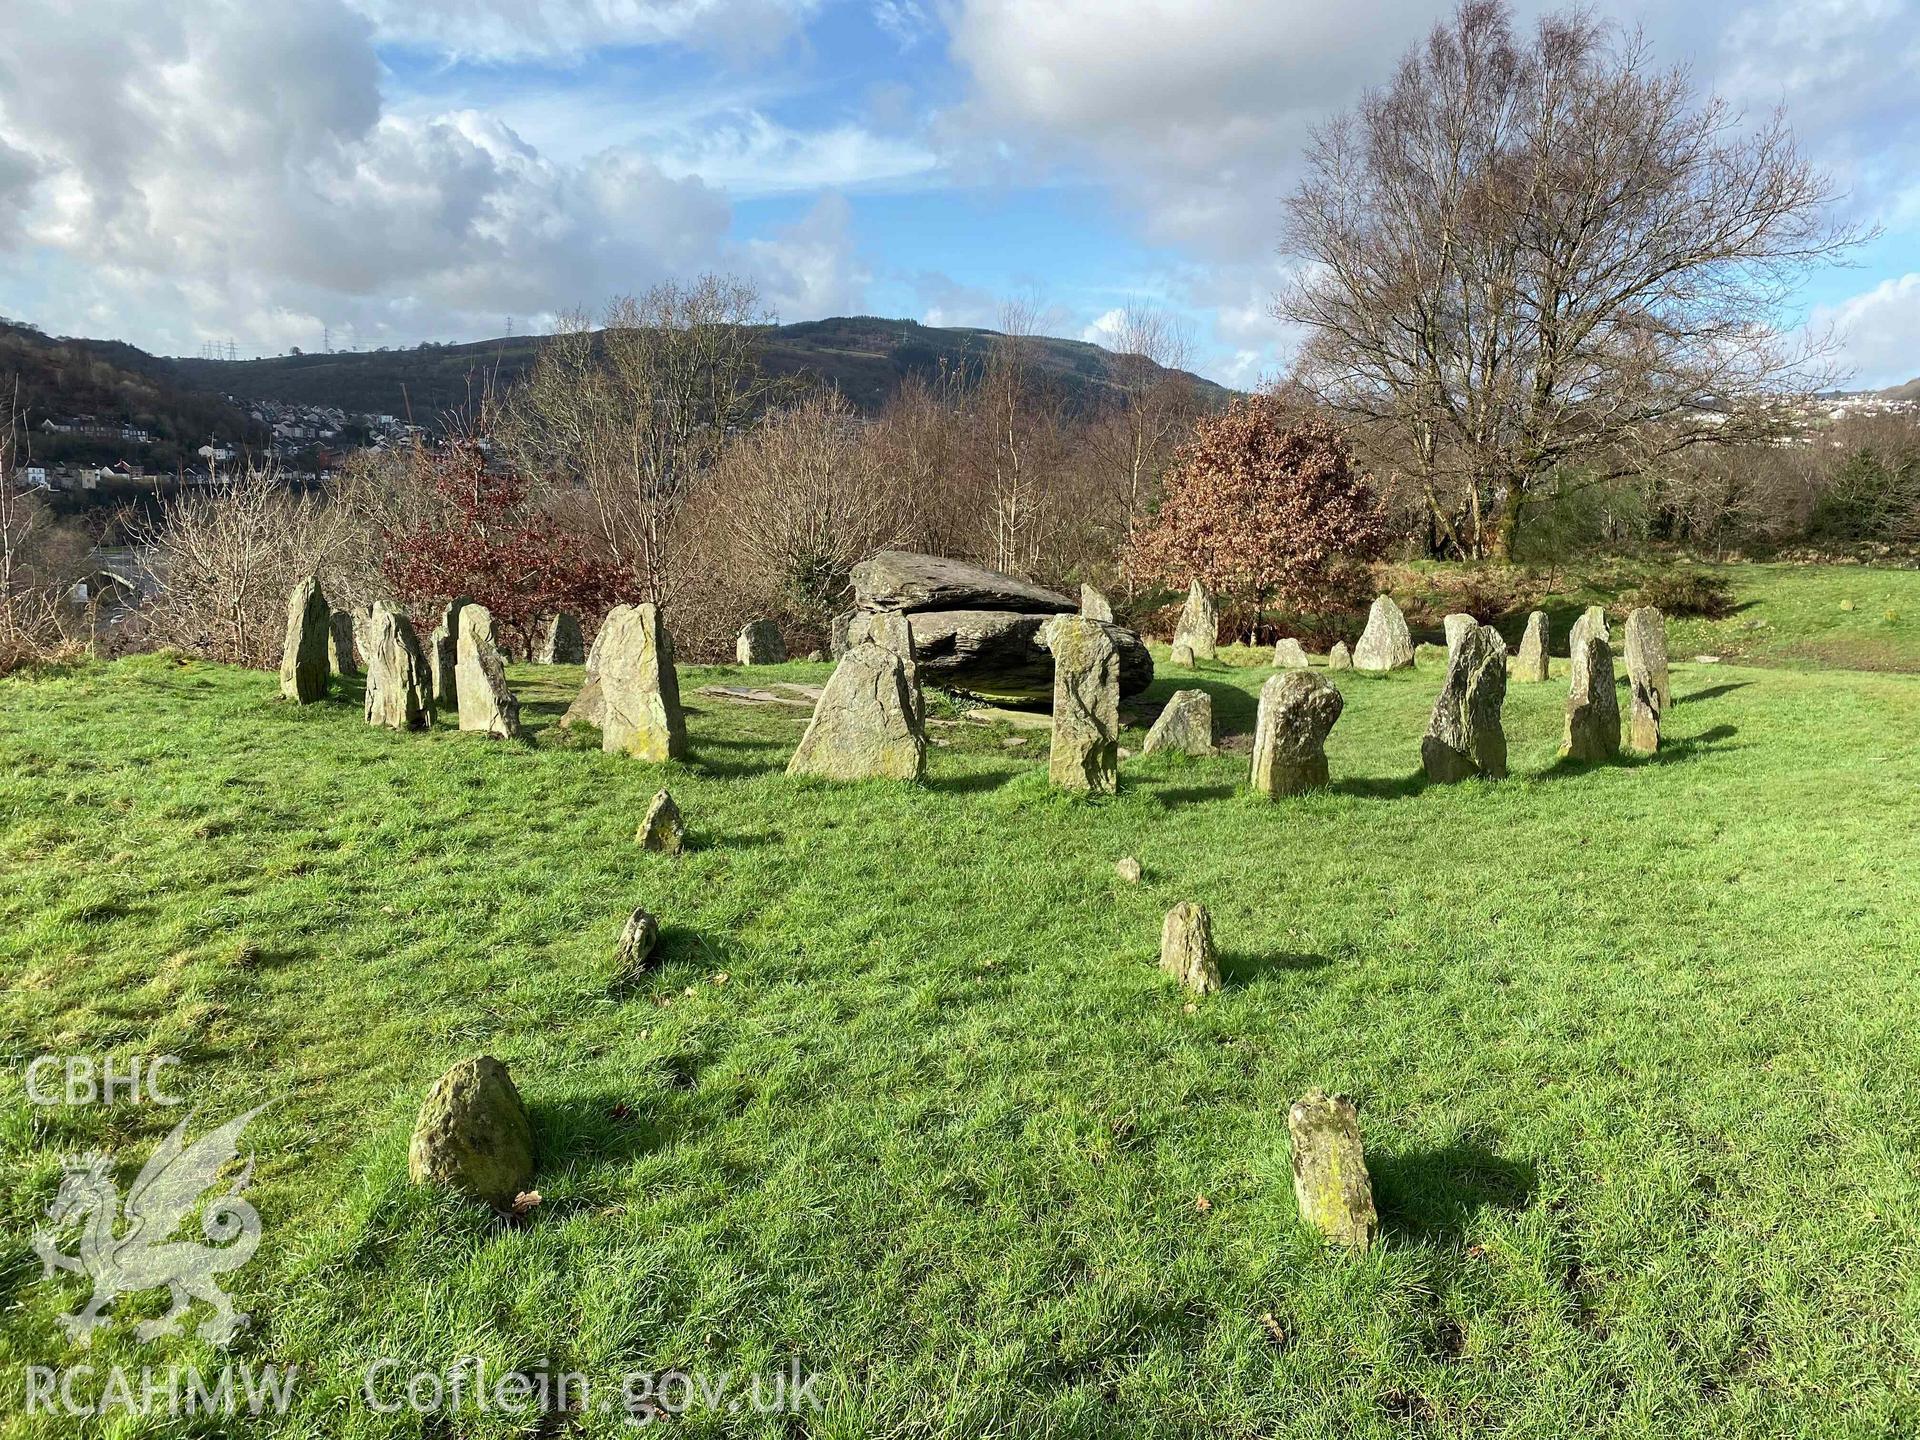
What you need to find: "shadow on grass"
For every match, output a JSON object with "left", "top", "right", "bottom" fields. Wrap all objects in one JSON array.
[
  {"left": 925, "top": 769, "right": 1019, "bottom": 795},
  {"left": 1373, "top": 1140, "right": 1538, "bottom": 1243},
  {"left": 1679, "top": 682, "right": 1752, "bottom": 705},
  {"left": 694, "top": 747, "right": 790, "bottom": 780},
  {"left": 1154, "top": 784, "right": 1237, "bottom": 806},
  {"left": 1332, "top": 772, "right": 1432, "bottom": 801},
  {"left": 1140, "top": 675, "right": 1261, "bottom": 734},
  {"left": 1540, "top": 723, "right": 1738, "bottom": 780},
  {"left": 529, "top": 1091, "right": 677, "bottom": 1176},
  {"left": 1218, "top": 950, "right": 1331, "bottom": 984}
]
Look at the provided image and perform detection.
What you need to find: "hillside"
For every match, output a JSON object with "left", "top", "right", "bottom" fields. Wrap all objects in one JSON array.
[
  {"left": 0, "top": 320, "right": 264, "bottom": 469},
  {"left": 169, "top": 315, "right": 1232, "bottom": 419}
]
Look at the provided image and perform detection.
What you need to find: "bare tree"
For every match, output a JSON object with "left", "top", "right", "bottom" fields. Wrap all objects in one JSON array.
[
  {"left": 1084, "top": 302, "right": 1202, "bottom": 584},
  {"left": 507, "top": 277, "right": 793, "bottom": 604},
  {"left": 0, "top": 386, "right": 89, "bottom": 668},
  {"left": 1280, "top": 0, "right": 1864, "bottom": 558}
]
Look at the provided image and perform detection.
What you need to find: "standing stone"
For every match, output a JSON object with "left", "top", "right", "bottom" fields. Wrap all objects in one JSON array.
[
  {"left": 614, "top": 905, "right": 660, "bottom": 974},
  {"left": 788, "top": 643, "right": 927, "bottom": 781},
  {"left": 858, "top": 609, "right": 924, "bottom": 725},
  {"left": 1352, "top": 596, "right": 1415, "bottom": 672},
  {"left": 1114, "top": 856, "right": 1143, "bottom": 884},
  {"left": 363, "top": 602, "right": 433, "bottom": 730},
  {"left": 1443, "top": 613, "right": 1477, "bottom": 654},
  {"left": 1170, "top": 642, "right": 1196, "bottom": 667},
  {"left": 1514, "top": 611, "right": 1550, "bottom": 682},
  {"left": 537, "top": 612, "right": 585, "bottom": 665},
  {"left": 1624, "top": 606, "right": 1670, "bottom": 752},
  {"left": 599, "top": 603, "right": 688, "bottom": 762},
  {"left": 1568, "top": 604, "right": 1610, "bottom": 665},
  {"left": 736, "top": 619, "right": 786, "bottom": 665},
  {"left": 407, "top": 1056, "right": 535, "bottom": 1210},
  {"left": 636, "top": 789, "right": 685, "bottom": 854},
  {"left": 1251, "top": 671, "right": 1344, "bottom": 797},
  {"left": 455, "top": 604, "right": 523, "bottom": 740},
  {"left": 327, "top": 609, "right": 359, "bottom": 677},
  {"left": 560, "top": 622, "right": 606, "bottom": 729},
  {"left": 1287, "top": 1089, "right": 1378, "bottom": 1251},
  {"left": 1421, "top": 624, "right": 1509, "bottom": 782},
  {"left": 428, "top": 597, "right": 470, "bottom": 710},
  {"left": 351, "top": 607, "right": 373, "bottom": 669},
  {"left": 1046, "top": 616, "right": 1121, "bottom": 794},
  {"left": 1079, "top": 583, "right": 1114, "bottom": 623},
  {"left": 829, "top": 611, "right": 854, "bottom": 659},
  {"left": 278, "top": 576, "right": 331, "bottom": 703},
  {"left": 1171, "top": 579, "right": 1218, "bottom": 661},
  {"left": 1142, "top": 688, "right": 1214, "bottom": 757},
  {"left": 1562, "top": 636, "right": 1622, "bottom": 762},
  {"left": 1272, "top": 638, "right": 1310, "bottom": 669},
  {"left": 1159, "top": 902, "right": 1221, "bottom": 995},
  {"left": 1327, "top": 641, "right": 1353, "bottom": 671}
]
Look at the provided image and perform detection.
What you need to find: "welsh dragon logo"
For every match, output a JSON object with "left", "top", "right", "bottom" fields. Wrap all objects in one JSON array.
[{"left": 31, "top": 1105, "right": 269, "bottom": 1347}]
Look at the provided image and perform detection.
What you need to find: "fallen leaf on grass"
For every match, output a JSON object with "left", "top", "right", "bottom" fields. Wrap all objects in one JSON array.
[{"left": 510, "top": 1190, "right": 542, "bottom": 1217}]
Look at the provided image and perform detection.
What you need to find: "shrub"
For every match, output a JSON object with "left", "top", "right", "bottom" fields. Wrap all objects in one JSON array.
[{"left": 1632, "top": 570, "right": 1736, "bottom": 618}]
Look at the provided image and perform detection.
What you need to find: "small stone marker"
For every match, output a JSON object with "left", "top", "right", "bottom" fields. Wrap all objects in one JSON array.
[
  {"left": 615, "top": 905, "right": 661, "bottom": 974},
  {"left": 1443, "top": 612, "right": 1476, "bottom": 654},
  {"left": 1170, "top": 642, "right": 1196, "bottom": 667},
  {"left": 599, "top": 603, "right": 688, "bottom": 762},
  {"left": 1287, "top": 1088, "right": 1378, "bottom": 1251},
  {"left": 1159, "top": 902, "right": 1220, "bottom": 994},
  {"left": 407, "top": 1056, "right": 535, "bottom": 1210},
  {"left": 1327, "top": 641, "right": 1353, "bottom": 671},
  {"left": 560, "top": 623, "right": 606, "bottom": 729},
  {"left": 1421, "top": 623, "right": 1509, "bottom": 782},
  {"left": 1171, "top": 578, "right": 1218, "bottom": 661},
  {"left": 537, "top": 612, "right": 585, "bottom": 665},
  {"left": 829, "top": 611, "right": 854, "bottom": 658},
  {"left": 1568, "top": 604, "right": 1609, "bottom": 665},
  {"left": 363, "top": 601, "right": 433, "bottom": 730},
  {"left": 327, "top": 609, "right": 359, "bottom": 677},
  {"left": 278, "top": 576, "right": 331, "bottom": 703},
  {"left": 1046, "top": 616, "right": 1121, "bottom": 794},
  {"left": 1079, "top": 583, "right": 1115, "bottom": 622},
  {"left": 455, "top": 604, "right": 523, "bottom": 740},
  {"left": 1251, "top": 671, "right": 1344, "bottom": 797},
  {"left": 428, "top": 597, "right": 470, "bottom": 710},
  {"left": 1352, "top": 595, "right": 1414, "bottom": 671},
  {"left": 1272, "top": 638, "right": 1310, "bottom": 669},
  {"left": 1624, "top": 605, "right": 1669, "bottom": 752},
  {"left": 1514, "top": 610, "right": 1550, "bottom": 682},
  {"left": 788, "top": 643, "right": 927, "bottom": 781},
  {"left": 1141, "top": 688, "right": 1214, "bottom": 756},
  {"left": 1114, "top": 856, "right": 1142, "bottom": 884},
  {"left": 1561, "top": 635, "right": 1622, "bottom": 761},
  {"left": 636, "top": 789, "right": 685, "bottom": 853},
  {"left": 736, "top": 618, "right": 786, "bottom": 665}
]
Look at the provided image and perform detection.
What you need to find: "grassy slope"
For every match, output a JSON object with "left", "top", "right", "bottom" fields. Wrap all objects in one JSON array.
[{"left": 3, "top": 580, "right": 1920, "bottom": 1436}]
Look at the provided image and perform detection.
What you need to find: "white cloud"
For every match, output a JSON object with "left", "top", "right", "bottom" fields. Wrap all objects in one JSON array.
[
  {"left": 1812, "top": 273, "right": 1920, "bottom": 389},
  {"left": 346, "top": 0, "right": 821, "bottom": 62},
  {"left": 652, "top": 113, "right": 937, "bottom": 196},
  {"left": 746, "top": 193, "right": 872, "bottom": 318}
]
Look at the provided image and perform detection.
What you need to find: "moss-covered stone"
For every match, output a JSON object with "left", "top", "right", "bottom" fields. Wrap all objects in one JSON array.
[
  {"left": 1287, "top": 1088, "right": 1377, "bottom": 1251},
  {"left": 407, "top": 1056, "right": 535, "bottom": 1209}
]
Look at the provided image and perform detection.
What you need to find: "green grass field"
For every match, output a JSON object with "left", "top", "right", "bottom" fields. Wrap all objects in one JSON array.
[{"left": 3, "top": 563, "right": 1920, "bottom": 1437}]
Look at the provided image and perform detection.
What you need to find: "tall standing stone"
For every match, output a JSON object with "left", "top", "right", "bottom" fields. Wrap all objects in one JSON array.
[
  {"left": 561, "top": 621, "right": 606, "bottom": 729},
  {"left": 1562, "top": 635, "right": 1621, "bottom": 762},
  {"left": 736, "top": 619, "right": 786, "bottom": 665},
  {"left": 327, "top": 609, "right": 359, "bottom": 677},
  {"left": 788, "top": 643, "right": 927, "bottom": 781},
  {"left": 1568, "top": 605, "right": 1609, "bottom": 666},
  {"left": 1079, "top": 583, "right": 1114, "bottom": 623},
  {"left": 858, "top": 609, "right": 923, "bottom": 725},
  {"left": 1287, "top": 1089, "right": 1378, "bottom": 1251},
  {"left": 1352, "top": 596, "right": 1414, "bottom": 672},
  {"left": 1142, "top": 688, "right": 1214, "bottom": 756},
  {"left": 599, "top": 603, "right": 687, "bottom": 762},
  {"left": 1272, "top": 638, "right": 1310, "bottom": 669},
  {"left": 408, "top": 1056, "right": 535, "bottom": 1210},
  {"left": 1171, "top": 578, "right": 1218, "bottom": 661},
  {"left": 1421, "top": 624, "right": 1509, "bottom": 782},
  {"left": 363, "top": 602, "right": 433, "bottom": 730},
  {"left": 278, "top": 576, "right": 331, "bottom": 703},
  {"left": 428, "top": 597, "right": 470, "bottom": 710},
  {"left": 1514, "top": 610, "right": 1550, "bottom": 682},
  {"left": 1159, "top": 902, "right": 1221, "bottom": 994},
  {"left": 537, "top": 612, "right": 585, "bottom": 665},
  {"left": 1443, "top": 612, "right": 1477, "bottom": 654},
  {"left": 1624, "top": 606, "right": 1669, "bottom": 752},
  {"left": 1046, "top": 616, "right": 1121, "bottom": 794},
  {"left": 456, "top": 604, "right": 523, "bottom": 740},
  {"left": 1327, "top": 640, "right": 1353, "bottom": 671},
  {"left": 1251, "top": 671, "right": 1344, "bottom": 797}
]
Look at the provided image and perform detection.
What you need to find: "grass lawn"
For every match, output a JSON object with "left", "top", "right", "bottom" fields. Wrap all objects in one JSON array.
[{"left": 3, "top": 563, "right": 1920, "bottom": 1437}]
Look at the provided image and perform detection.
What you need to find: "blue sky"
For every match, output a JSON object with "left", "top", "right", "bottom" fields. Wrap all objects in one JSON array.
[{"left": 1, "top": 0, "right": 1916, "bottom": 387}]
